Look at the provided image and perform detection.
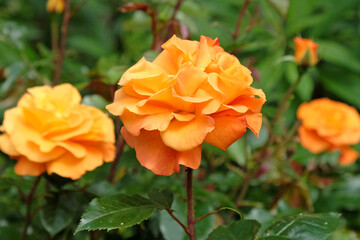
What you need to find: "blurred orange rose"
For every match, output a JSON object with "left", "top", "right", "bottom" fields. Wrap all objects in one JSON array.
[
  {"left": 47, "top": 0, "right": 65, "bottom": 13},
  {"left": 294, "top": 37, "right": 318, "bottom": 66},
  {"left": 0, "top": 84, "right": 115, "bottom": 179},
  {"left": 297, "top": 98, "right": 360, "bottom": 165},
  {"left": 107, "top": 35, "right": 266, "bottom": 175}
]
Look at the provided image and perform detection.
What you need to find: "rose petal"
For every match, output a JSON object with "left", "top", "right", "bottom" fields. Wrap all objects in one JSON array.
[
  {"left": 298, "top": 126, "right": 330, "bottom": 153},
  {"left": 161, "top": 115, "right": 214, "bottom": 151},
  {"left": 46, "top": 148, "right": 103, "bottom": 180},
  {"left": 0, "top": 134, "right": 20, "bottom": 156},
  {"left": 339, "top": 147, "right": 359, "bottom": 166},
  {"left": 14, "top": 157, "right": 46, "bottom": 176},
  {"left": 205, "top": 115, "right": 247, "bottom": 150},
  {"left": 245, "top": 113, "right": 263, "bottom": 137},
  {"left": 121, "top": 109, "right": 174, "bottom": 136},
  {"left": 122, "top": 128, "right": 180, "bottom": 175},
  {"left": 174, "top": 66, "right": 208, "bottom": 97},
  {"left": 177, "top": 145, "right": 202, "bottom": 169}
]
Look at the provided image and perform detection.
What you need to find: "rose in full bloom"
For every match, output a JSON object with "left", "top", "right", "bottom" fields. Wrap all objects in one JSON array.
[
  {"left": 294, "top": 37, "right": 318, "bottom": 66},
  {"left": 297, "top": 98, "right": 360, "bottom": 165},
  {"left": 47, "top": 0, "right": 65, "bottom": 13},
  {"left": 0, "top": 84, "right": 115, "bottom": 179},
  {"left": 106, "top": 35, "right": 266, "bottom": 175}
]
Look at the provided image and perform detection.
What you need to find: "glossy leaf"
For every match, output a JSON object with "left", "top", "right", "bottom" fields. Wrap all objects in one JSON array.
[
  {"left": 75, "top": 193, "right": 158, "bottom": 233},
  {"left": 40, "top": 192, "right": 78, "bottom": 236},
  {"left": 208, "top": 220, "right": 261, "bottom": 240},
  {"left": 148, "top": 188, "right": 174, "bottom": 210},
  {"left": 263, "top": 213, "right": 341, "bottom": 240}
]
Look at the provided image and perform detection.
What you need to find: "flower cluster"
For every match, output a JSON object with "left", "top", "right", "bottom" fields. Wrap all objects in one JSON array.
[
  {"left": 297, "top": 98, "right": 360, "bottom": 165},
  {"left": 0, "top": 84, "right": 115, "bottom": 179},
  {"left": 107, "top": 35, "right": 266, "bottom": 175}
]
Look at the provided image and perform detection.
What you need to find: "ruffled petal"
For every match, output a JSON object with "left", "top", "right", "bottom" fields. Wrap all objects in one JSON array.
[
  {"left": 177, "top": 145, "right": 202, "bottom": 169},
  {"left": 174, "top": 66, "right": 207, "bottom": 97},
  {"left": 122, "top": 128, "right": 180, "bottom": 175},
  {"left": 46, "top": 148, "right": 103, "bottom": 180},
  {"left": 245, "top": 113, "right": 263, "bottom": 137},
  {"left": 298, "top": 126, "right": 330, "bottom": 153},
  {"left": 14, "top": 157, "right": 46, "bottom": 176},
  {"left": 205, "top": 115, "right": 247, "bottom": 150},
  {"left": 339, "top": 147, "right": 359, "bottom": 166},
  {"left": 160, "top": 115, "right": 214, "bottom": 151},
  {"left": 121, "top": 109, "right": 174, "bottom": 136},
  {"left": 0, "top": 134, "right": 20, "bottom": 156}
]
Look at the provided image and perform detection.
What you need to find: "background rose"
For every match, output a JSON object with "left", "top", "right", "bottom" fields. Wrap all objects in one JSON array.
[
  {"left": 107, "top": 35, "right": 266, "bottom": 175},
  {"left": 0, "top": 84, "right": 115, "bottom": 179},
  {"left": 294, "top": 37, "right": 319, "bottom": 66},
  {"left": 297, "top": 98, "right": 360, "bottom": 165}
]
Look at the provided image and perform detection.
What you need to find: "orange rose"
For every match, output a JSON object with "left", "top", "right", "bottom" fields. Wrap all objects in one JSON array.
[
  {"left": 297, "top": 98, "right": 360, "bottom": 165},
  {"left": 0, "top": 84, "right": 115, "bottom": 179},
  {"left": 294, "top": 37, "right": 318, "bottom": 66},
  {"left": 47, "top": 0, "right": 65, "bottom": 13},
  {"left": 106, "top": 35, "right": 266, "bottom": 175}
]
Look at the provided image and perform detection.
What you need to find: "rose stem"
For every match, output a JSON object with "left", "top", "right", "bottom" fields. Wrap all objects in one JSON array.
[
  {"left": 232, "top": 0, "right": 250, "bottom": 40},
  {"left": 53, "top": 0, "right": 71, "bottom": 86},
  {"left": 21, "top": 175, "right": 42, "bottom": 240},
  {"left": 170, "top": 0, "right": 183, "bottom": 20},
  {"left": 186, "top": 167, "right": 196, "bottom": 240},
  {"left": 107, "top": 135, "right": 126, "bottom": 184}
]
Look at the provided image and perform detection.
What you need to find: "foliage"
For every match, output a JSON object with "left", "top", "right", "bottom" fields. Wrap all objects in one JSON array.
[{"left": 0, "top": 0, "right": 360, "bottom": 239}]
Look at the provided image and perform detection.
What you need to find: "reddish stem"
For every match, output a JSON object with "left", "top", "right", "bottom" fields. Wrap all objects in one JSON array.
[
  {"left": 53, "top": 0, "right": 71, "bottom": 86},
  {"left": 21, "top": 175, "right": 42, "bottom": 240},
  {"left": 233, "top": 0, "right": 250, "bottom": 40},
  {"left": 107, "top": 135, "right": 126, "bottom": 184},
  {"left": 186, "top": 167, "right": 196, "bottom": 240}
]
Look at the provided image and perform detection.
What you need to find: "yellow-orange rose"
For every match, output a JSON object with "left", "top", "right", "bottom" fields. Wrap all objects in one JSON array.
[
  {"left": 47, "top": 0, "right": 65, "bottom": 13},
  {"left": 0, "top": 84, "right": 115, "bottom": 179},
  {"left": 106, "top": 35, "right": 266, "bottom": 175},
  {"left": 294, "top": 37, "right": 318, "bottom": 66},
  {"left": 297, "top": 98, "right": 360, "bottom": 165}
]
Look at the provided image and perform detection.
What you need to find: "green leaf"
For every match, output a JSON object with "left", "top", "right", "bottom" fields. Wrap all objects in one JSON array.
[
  {"left": 258, "top": 237, "right": 291, "bottom": 240},
  {"left": 318, "top": 41, "right": 360, "bottom": 73},
  {"left": 159, "top": 199, "right": 216, "bottom": 240},
  {"left": 75, "top": 193, "right": 158, "bottom": 233},
  {"left": 40, "top": 191, "right": 78, "bottom": 236},
  {"left": 263, "top": 213, "right": 341, "bottom": 240},
  {"left": 227, "top": 138, "right": 247, "bottom": 166},
  {"left": 332, "top": 228, "right": 359, "bottom": 240},
  {"left": 208, "top": 220, "right": 261, "bottom": 240},
  {"left": 159, "top": 200, "right": 185, "bottom": 240},
  {"left": 319, "top": 68, "right": 360, "bottom": 109},
  {"left": 148, "top": 188, "right": 174, "bottom": 210},
  {"left": 82, "top": 94, "right": 109, "bottom": 111},
  {"left": 0, "top": 226, "right": 21, "bottom": 240},
  {"left": 1, "top": 61, "right": 26, "bottom": 95}
]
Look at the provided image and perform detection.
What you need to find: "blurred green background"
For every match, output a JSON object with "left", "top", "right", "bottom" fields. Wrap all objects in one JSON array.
[{"left": 0, "top": 0, "right": 360, "bottom": 239}]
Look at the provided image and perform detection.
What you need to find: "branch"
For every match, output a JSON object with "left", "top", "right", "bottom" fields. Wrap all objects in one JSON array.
[
  {"left": 165, "top": 209, "right": 190, "bottom": 235},
  {"left": 232, "top": 0, "right": 250, "bottom": 40},
  {"left": 53, "top": 0, "right": 71, "bottom": 86},
  {"left": 186, "top": 167, "right": 196, "bottom": 240},
  {"left": 21, "top": 175, "right": 42, "bottom": 240}
]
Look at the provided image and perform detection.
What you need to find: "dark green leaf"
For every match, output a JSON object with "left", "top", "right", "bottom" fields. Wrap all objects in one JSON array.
[
  {"left": 263, "top": 213, "right": 341, "bottom": 240},
  {"left": 148, "top": 188, "right": 174, "bottom": 210},
  {"left": 208, "top": 220, "right": 261, "bottom": 240},
  {"left": 40, "top": 192, "right": 78, "bottom": 236},
  {"left": 75, "top": 193, "right": 157, "bottom": 233},
  {"left": 2, "top": 62, "right": 26, "bottom": 95},
  {"left": 258, "top": 237, "right": 291, "bottom": 240},
  {"left": 318, "top": 41, "right": 360, "bottom": 73}
]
